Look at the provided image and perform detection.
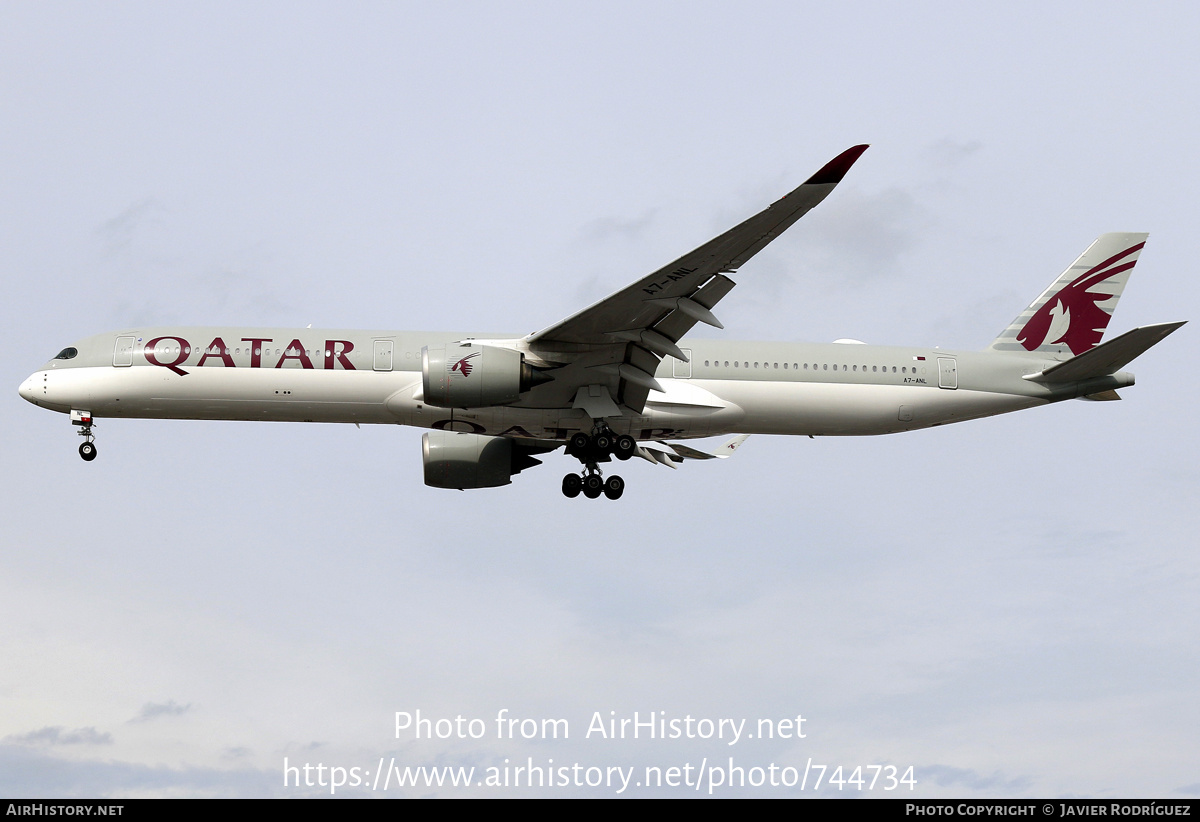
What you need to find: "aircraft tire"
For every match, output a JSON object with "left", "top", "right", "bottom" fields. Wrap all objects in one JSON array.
[
  {"left": 614, "top": 435, "right": 636, "bottom": 460},
  {"left": 568, "top": 432, "right": 590, "bottom": 457},
  {"left": 594, "top": 433, "right": 612, "bottom": 453},
  {"left": 561, "top": 474, "right": 582, "bottom": 498},
  {"left": 583, "top": 474, "right": 603, "bottom": 499},
  {"left": 79, "top": 442, "right": 97, "bottom": 461},
  {"left": 603, "top": 476, "right": 624, "bottom": 500}
]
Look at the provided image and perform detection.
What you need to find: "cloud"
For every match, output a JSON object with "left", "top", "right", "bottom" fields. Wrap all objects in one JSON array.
[
  {"left": 0, "top": 744, "right": 271, "bottom": 798},
  {"left": 96, "top": 200, "right": 168, "bottom": 260},
  {"left": 924, "top": 138, "right": 983, "bottom": 170},
  {"left": 921, "top": 764, "right": 1033, "bottom": 793},
  {"left": 129, "top": 700, "right": 192, "bottom": 724},
  {"left": 734, "top": 184, "right": 925, "bottom": 311},
  {"left": 801, "top": 186, "right": 922, "bottom": 275},
  {"left": 4, "top": 727, "right": 113, "bottom": 747},
  {"left": 577, "top": 210, "right": 657, "bottom": 244},
  {"left": 925, "top": 291, "right": 1025, "bottom": 349}
]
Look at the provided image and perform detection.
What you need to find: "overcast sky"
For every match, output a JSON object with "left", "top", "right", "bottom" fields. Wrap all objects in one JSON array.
[{"left": 2, "top": 1, "right": 1197, "bottom": 798}]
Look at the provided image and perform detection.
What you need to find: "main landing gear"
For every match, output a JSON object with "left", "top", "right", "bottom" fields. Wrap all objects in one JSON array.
[
  {"left": 562, "top": 471, "right": 625, "bottom": 500},
  {"left": 560, "top": 424, "right": 636, "bottom": 500},
  {"left": 73, "top": 411, "right": 97, "bottom": 462}
]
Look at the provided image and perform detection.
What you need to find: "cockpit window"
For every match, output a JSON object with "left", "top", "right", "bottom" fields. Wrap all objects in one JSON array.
[{"left": 54, "top": 347, "right": 78, "bottom": 360}]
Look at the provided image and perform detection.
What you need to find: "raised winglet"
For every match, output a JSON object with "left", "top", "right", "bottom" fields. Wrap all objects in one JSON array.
[{"left": 803, "top": 144, "right": 870, "bottom": 185}]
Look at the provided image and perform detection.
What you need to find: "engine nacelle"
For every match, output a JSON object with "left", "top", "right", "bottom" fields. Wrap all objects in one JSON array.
[
  {"left": 422, "top": 431, "right": 544, "bottom": 489},
  {"left": 422, "top": 343, "right": 545, "bottom": 408}
]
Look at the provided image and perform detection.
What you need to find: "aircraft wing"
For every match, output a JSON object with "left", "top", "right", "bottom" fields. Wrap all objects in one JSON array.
[{"left": 525, "top": 145, "right": 868, "bottom": 414}]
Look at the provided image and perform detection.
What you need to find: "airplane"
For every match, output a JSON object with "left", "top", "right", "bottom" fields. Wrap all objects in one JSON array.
[{"left": 18, "top": 145, "right": 1186, "bottom": 500}]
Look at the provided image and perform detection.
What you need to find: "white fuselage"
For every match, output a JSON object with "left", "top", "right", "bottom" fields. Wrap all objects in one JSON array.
[{"left": 19, "top": 326, "right": 1097, "bottom": 443}]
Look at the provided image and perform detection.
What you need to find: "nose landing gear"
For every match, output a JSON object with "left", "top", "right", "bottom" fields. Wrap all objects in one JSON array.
[{"left": 72, "top": 410, "right": 97, "bottom": 461}]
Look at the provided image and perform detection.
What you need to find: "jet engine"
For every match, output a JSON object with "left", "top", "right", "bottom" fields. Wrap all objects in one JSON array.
[
  {"left": 422, "top": 343, "right": 549, "bottom": 408},
  {"left": 422, "top": 431, "right": 546, "bottom": 489}
]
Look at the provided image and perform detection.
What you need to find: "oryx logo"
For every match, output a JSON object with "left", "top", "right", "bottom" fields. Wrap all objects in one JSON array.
[
  {"left": 1017, "top": 242, "right": 1143, "bottom": 355},
  {"left": 449, "top": 352, "right": 481, "bottom": 377}
]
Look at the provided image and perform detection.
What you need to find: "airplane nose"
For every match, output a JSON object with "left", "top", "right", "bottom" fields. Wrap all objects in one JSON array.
[{"left": 18, "top": 373, "right": 40, "bottom": 404}]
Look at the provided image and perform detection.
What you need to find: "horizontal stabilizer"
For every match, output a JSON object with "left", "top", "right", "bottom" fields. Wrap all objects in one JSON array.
[
  {"left": 637, "top": 434, "right": 750, "bottom": 467},
  {"left": 1027, "top": 321, "right": 1186, "bottom": 383},
  {"left": 1080, "top": 389, "right": 1122, "bottom": 401},
  {"left": 666, "top": 434, "right": 750, "bottom": 460}
]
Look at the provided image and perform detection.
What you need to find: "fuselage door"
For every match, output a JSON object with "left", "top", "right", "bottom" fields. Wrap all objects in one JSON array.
[
  {"left": 937, "top": 357, "right": 957, "bottom": 389},
  {"left": 373, "top": 340, "right": 394, "bottom": 372},
  {"left": 113, "top": 336, "right": 135, "bottom": 367},
  {"left": 672, "top": 349, "right": 693, "bottom": 379}
]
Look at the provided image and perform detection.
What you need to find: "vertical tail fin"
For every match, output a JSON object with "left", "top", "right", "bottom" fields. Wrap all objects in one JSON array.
[{"left": 989, "top": 233, "right": 1148, "bottom": 356}]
